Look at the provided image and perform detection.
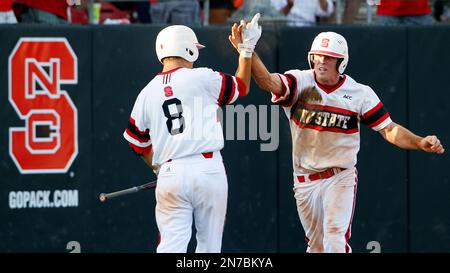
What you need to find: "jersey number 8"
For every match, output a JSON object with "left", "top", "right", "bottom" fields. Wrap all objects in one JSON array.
[{"left": 162, "top": 98, "right": 185, "bottom": 135}]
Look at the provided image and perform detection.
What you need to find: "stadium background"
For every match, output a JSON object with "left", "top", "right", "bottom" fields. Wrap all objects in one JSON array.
[{"left": 0, "top": 24, "right": 449, "bottom": 253}]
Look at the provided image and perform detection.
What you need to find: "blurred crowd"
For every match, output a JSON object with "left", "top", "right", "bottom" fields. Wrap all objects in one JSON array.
[{"left": 0, "top": 0, "right": 449, "bottom": 25}]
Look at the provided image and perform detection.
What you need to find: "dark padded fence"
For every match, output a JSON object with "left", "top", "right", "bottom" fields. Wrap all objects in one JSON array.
[
  {"left": 0, "top": 25, "right": 448, "bottom": 253},
  {"left": 408, "top": 27, "right": 450, "bottom": 253}
]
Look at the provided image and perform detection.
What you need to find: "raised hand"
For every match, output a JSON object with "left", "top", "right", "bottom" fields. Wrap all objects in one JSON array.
[
  {"left": 243, "top": 13, "right": 262, "bottom": 47},
  {"left": 228, "top": 21, "right": 244, "bottom": 52},
  {"left": 238, "top": 13, "right": 262, "bottom": 58},
  {"left": 229, "top": 13, "right": 262, "bottom": 58}
]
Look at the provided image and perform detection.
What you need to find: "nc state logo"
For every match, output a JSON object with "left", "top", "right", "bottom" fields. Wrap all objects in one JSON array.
[
  {"left": 321, "top": 38, "right": 330, "bottom": 48},
  {"left": 8, "top": 38, "right": 78, "bottom": 174},
  {"left": 164, "top": 86, "right": 173, "bottom": 97}
]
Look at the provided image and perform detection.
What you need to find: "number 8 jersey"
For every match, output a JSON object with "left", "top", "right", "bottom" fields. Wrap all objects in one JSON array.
[{"left": 123, "top": 67, "right": 246, "bottom": 165}]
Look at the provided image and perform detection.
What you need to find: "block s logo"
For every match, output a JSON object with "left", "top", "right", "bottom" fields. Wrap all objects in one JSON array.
[{"left": 9, "top": 38, "right": 78, "bottom": 174}]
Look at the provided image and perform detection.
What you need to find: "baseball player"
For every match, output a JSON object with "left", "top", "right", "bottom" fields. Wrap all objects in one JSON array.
[
  {"left": 229, "top": 27, "right": 445, "bottom": 252},
  {"left": 123, "top": 16, "right": 262, "bottom": 253}
]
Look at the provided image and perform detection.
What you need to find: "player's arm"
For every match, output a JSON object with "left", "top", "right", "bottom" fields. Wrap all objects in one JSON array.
[
  {"left": 140, "top": 150, "right": 153, "bottom": 168},
  {"left": 378, "top": 122, "right": 445, "bottom": 154},
  {"left": 252, "top": 53, "right": 284, "bottom": 95},
  {"left": 140, "top": 149, "right": 160, "bottom": 176},
  {"left": 235, "top": 50, "right": 252, "bottom": 96},
  {"left": 123, "top": 93, "right": 161, "bottom": 174},
  {"left": 361, "top": 90, "right": 444, "bottom": 154},
  {"left": 229, "top": 16, "right": 284, "bottom": 96},
  {"left": 123, "top": 126, "right": 160, "bottom": 175}
]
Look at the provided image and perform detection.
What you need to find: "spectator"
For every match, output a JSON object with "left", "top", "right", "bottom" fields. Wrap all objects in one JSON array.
[
  {"left": 271, "top": 0, "right": 334, "bottom": 26},
  {"left": 136, "top": 1, "right": 151, "bottom": 23},
  {"left": 376, "top": 0, "right": 433, "bottom": 25},
  {"left": 0, "top": 0, "right": 17, "bottom": 23},
  {"left": 150, "top": 0, "right": 200, "bottom": 25},
  {"left": 343, "top": 0, "right": 361, "bottom": 24},
  {"left": 20, "top": 0, "right": 69, "bottom": 24},
  {"left": 433, "top": 0, "right": 450, "bottom": 23},
  {"left": 319, "top": 0, "right": 362, "bottom": 25},
  {"left": 229, "top": 0, "right": 297, "bottom": 27},
  {"left": 69, "top": 0, "right": 89, "bottom": 24},
  {"left": 100, "top": 2, "right": 133, "bottom": 24},
  {"left": 209, "top": 0, "right": 234, "bottom": 25}
]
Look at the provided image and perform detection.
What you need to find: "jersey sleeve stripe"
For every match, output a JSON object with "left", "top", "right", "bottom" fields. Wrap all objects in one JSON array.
[
  {"left": 225, "top": 76, "right": 237, "bottom": 104},
  {"left": 123, "top": 130, "right": 152, "bottom": 147},
  {"left": 362, "top": 102, "right": 382, "bottom": 119},
  {"left": 235, "top": 76, "right": 247, "bottom": 97},
  {"left": 125, "top": 128, "right": 149, "bottom": 143},
  {"left": 129, "top": 117, "right": 149, "bottom": 135},
  {"left": 271, "top": 74, "right": 290, "bottom": 105},
  {"left": 362, "top": 103, "right": 390, "bottom": 127},
  {"left": 366, "top": 112, "right": 390, "bottom": 128},
  {"left": 218, "top": 72, "right": 226, "bottom": 105},
  {"left": 218, "top": 73, "right": 233, "bottom": 106},
  {"left": 278, "top": 74, "right": 287, "bottom": 96},
  {"left": 128, "top": 142, "right": 152, "bottom": 156},
  {"left": 280, "top": 73, "right": 298, "bottom": 107},
  {"left": 127, "top": 119, "right": 150, "bottom": 142}
]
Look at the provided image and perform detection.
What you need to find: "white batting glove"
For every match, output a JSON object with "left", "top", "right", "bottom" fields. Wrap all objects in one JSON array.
[{"left": 239, "top": 13, "right": 262, "bottom": 58}]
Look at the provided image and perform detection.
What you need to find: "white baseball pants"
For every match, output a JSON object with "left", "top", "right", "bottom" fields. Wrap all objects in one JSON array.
[
  {"left": 293, "top": 167, "right": 358, "bottom": 253},
  {"left": 155, "top": 151, "right": 228, "bottom": 253}
]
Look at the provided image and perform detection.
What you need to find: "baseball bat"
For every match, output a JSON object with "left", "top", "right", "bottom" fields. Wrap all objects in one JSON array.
[{"left": 99, "top": 180, "right": 157, "bottom": 202}]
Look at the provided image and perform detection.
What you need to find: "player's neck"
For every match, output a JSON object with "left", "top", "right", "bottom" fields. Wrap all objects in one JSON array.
[
  {"left": 162, "top": 59, "right": 193, "bottom": 72},
  {"left": 314, "top": 72, "right": 340, "bottom": 87}
]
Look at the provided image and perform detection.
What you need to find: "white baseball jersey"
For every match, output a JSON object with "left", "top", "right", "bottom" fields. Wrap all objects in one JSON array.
[
  {"left": 123, "top": 67, "right": 245, "bottom": 165},
  {"left": 272, "top": 69, "right": 392, "bottom": 174}
]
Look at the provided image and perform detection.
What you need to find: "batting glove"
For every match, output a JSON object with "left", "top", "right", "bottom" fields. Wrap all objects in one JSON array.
[{"left": 239, "top": 13, "right": 262, "bottom": 58}]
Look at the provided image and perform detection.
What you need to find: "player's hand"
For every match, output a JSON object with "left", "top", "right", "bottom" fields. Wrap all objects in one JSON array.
[
  {"left": 242, "top": 13, "right": 262, "bottom": 48},
  {"left": 228, "top": 22, "right": 244, "bottom": 52},
  {"left": 418, "top": 135, "right": 445, "bottom": 154},
  {"left": 235, "top": 13, "right": 262, "bottom": 58},
  {"left": 152, "top": 164, "right": 161, "bottom": 176}
]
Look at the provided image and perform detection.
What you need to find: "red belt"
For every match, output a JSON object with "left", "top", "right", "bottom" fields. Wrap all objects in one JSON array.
[
  {"left": 166, "top": 152, "right": 213, "bottom": 162},
  {"left": 296, "top": 168, "right": 346, "bottom": 183},
  {"left": 202, "top": 152, "right": 213, "bottom": 158}
]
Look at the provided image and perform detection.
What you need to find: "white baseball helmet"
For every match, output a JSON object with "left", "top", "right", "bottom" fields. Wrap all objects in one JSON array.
[
  {"left": 308, "top": 32, "right": 349, "bottom": 74},
  {"left": 155, "top": 25, "right": 205, "bottom": 64}
]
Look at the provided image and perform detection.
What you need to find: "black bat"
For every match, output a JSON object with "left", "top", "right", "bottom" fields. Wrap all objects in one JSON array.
[{"left": 99, "top": 180, "right": 157, "bottom": 202}]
